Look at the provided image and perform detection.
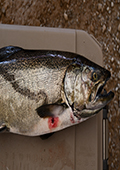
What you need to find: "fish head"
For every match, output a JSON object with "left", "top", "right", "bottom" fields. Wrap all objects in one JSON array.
[{"left": 64, "top": 57, "right": 114, "bottom": 118}]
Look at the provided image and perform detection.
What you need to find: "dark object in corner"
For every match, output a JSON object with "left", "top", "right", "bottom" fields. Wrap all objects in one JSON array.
[{"left": 40, "top": 132, "right": 54, "bottom": 140}]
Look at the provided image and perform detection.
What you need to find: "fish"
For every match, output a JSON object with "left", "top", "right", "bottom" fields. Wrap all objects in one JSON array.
[{"left": 0, "top": 46, "right": 114, "bottom": 137}]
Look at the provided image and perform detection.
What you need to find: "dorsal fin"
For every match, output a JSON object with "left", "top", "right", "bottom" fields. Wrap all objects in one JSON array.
[{"left": 0, "top": 46, "right": 22, "bottom": 61}]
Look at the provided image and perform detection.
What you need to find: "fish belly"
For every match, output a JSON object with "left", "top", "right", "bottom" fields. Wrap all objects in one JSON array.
[{"left": 0, "top": 66, "right": 65, "bottom": 135}]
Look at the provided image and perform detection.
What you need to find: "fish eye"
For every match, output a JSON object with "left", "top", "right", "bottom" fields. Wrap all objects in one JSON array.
[{"left": 92, "top": 72, "right": 98, "bottom": 81}]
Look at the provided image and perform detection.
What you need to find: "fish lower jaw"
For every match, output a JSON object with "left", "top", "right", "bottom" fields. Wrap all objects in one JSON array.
[
  {"left": 90, "top": 81, "right": 109, "bottom": 103},
  {"left": 85, "top": 91, "right": 114, "bottom": 113}
]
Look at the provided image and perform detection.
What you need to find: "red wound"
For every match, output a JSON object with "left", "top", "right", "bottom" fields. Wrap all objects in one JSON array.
[
  {"left": 70, "top": 115, "right": 75, "bottom": 123},
  {"left": 48, "top": 117, "right": 59, "bottom": 130}
]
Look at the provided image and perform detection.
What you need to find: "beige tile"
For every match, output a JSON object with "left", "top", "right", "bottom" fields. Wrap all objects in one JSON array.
[
  {"left": 76, "top": 30, "right": 103, "bottom": 66},
  {"left": 0, "top": 24, "right": 75, "bottom": 51},
  {"left": 0, "top": 129, "right": 75, "bottom": 170}
]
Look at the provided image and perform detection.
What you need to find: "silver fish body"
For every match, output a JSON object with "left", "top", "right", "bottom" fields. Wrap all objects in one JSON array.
[{"left": 0, "top": 46, "right": 114, "bottom": 136}]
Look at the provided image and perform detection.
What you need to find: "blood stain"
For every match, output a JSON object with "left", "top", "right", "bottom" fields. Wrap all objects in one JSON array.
[
  {"left": 48, "top": 117, "right": 59, "bottom": 130},
  {"left": 70, "top": 115, "right": 75, "bottom": 123}
]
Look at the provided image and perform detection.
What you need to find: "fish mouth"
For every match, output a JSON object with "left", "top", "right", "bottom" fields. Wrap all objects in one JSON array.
[
  {"left": 87, "top": 81, "right": 114, "bottom": 111},
  {"left": 73, "top": 81, "right": 114, "bottom": 119},
  {"left": 78, "top": 80, "right": 114, "bottom": 118},
  {"left": 89, "top": 81, "right": 106, "bottom": 102}
]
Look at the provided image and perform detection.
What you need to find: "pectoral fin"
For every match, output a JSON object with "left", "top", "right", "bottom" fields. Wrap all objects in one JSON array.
[{"left": 36, "top": 103, "right": 68, "bottom": 118}]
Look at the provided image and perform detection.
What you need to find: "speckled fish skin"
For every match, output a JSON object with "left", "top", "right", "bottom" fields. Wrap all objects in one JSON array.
[{"left": 0, "top": 46, "right": 114, "bottom": 136}]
